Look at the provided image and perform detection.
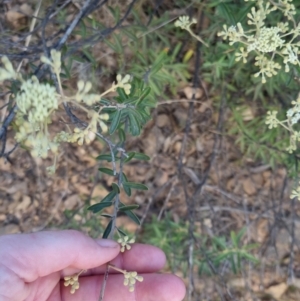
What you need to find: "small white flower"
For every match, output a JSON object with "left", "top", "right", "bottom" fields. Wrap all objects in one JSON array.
[
  {"left": 118, "top": 236, "right": 135, "bottom": 252},
  {"left": 265, "top": 111, "right": 279, "bottom": 129}
]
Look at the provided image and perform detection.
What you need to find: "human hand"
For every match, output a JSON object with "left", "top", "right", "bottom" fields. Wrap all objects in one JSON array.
[{"left": 0, "top": 230, "right": 186, "bottom": 301}]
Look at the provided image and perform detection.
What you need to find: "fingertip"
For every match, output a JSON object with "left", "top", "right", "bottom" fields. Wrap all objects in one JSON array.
[
  {"left": 136, "top": 274, "right": 186, "bottom": 301},
  {"left": 170, "top": 274, "right": 186, "bottom": 301},
  {"left": 119, "top": 244, "right": 166, "bottom": 272}
]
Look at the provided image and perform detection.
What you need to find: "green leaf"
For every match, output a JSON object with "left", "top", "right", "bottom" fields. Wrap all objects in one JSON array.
[
  {"left": 136, "top": 87, "right": 151, "bottom": 105},
  {"left": 101, "top": 214, "right": 112, "bottom": 218},
  {"left": 123, "top": 184, "right": 131, "bottom": 196},
  {"left": 120, "top": 203, "right": 140, "bottom": 225},
  {"left": 109, "top": 110, "right": 122, "bottom": 134},
  {"left": 241, "top": 252, "right": 259, "bottom": 263},
  {"left": 112, "top": 182, "right": 120, "bottom": 193},
  {"left": 88, "top": 201, "right": 113, "bottom": 213},
  {"left": 61, "top": 62, "right": 71, "bottom": 79},
  {"left": 79, "top": 20, "right": 87, "bottom": 37},
  {"left": 107, "top": 6, "right": 120, "bottom": 22},
  {"left": 100, "top": 190, "right": 117, "bottom": 203},
  {"left": 116, "top": 87, "right": 128, "bottom": 102},
  {"left": 125, "top": 210, "right": 140, "bottom": 225},
  {"left": 123, "top": 182, "right": 148, "bottom": 191},
  {"left": 82, "top": 48, "right": 96, "bottom": 65},
  {"left": 121, "top": 173, "right": 129, "bottom": 182},
  {"left": 121, "top": 27, "right": 137, "bottom": 41},
  {"left": 121, "top": 173, "right": 131, "bottom": 196},
  {"left": 117, "top": 227, "right": 127, "bottom": 236},
  {"left": 102, "top": 220, "right": 113, "bottom": 238},
  {"left": 128, "top": 113, "right": 140, "bottom": 136},
  {"left": 133, "top": 152, "right": 150, "bottom": 161},
  {"left": 151, "top": 51, "right": 167, "bottom": 75},
  {"left": 218, "top": 3, "right": 237, "bottom": 25},
  {"left": 230, "top": 254, "right": 237, "bottom": 274},
  {"left": 119, "top": 204, "right": 139, "bottom": 212},
  {"left": 99, "top": 167, "right": 115, "bottom": 176},
  {"left": 113, "top": 34, "right": 123, "bottom": 52},
  {"left": 236, "top": 227, "right": 246, "bottom": 243},
  {"left": 124, "top": 152, "right": 136, "bottom": 163},
  {"left": 212, "top": 236, "right": 227, "bottom": 250},
  {"left": 96, "top": 154, "right": 113, "bottom": 161},
  {"left": 230, "top": 231, "right": 238, "bottom": 248},
  {"left": 118, "top": 128, "right": 126, "bottom": 142}
]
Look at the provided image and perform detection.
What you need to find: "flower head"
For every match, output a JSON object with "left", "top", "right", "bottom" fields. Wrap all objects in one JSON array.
[
  {"left": 64, "top": 270, "right": 86, "bottom": 294},
  {"left": 16, "top": 77, "right": 57, "bottom": 123},
  {"left": 116, "top": 74, "right": 131, "bottom": 95},
  {"left": 174, "top": 15, "right": 196, "bottom": 30},
  {"left": 123, "top": 271, "right": 143, "bottom": 292},
  {"left": 0, "top": 56, "right": 17, "bottom": 81},
  {"left": 265, "top": 111, "right": 279, "bottom": 129},
  {"left": 118, "top": 236, "right": 135, "bottom": 252}
]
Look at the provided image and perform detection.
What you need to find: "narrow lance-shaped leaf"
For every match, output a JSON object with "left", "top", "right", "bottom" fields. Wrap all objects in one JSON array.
[
  {"left": 125, "top": 210, "right": 140, "bottom": 225},
  {"left": 121, "top": 173, "right": 131, "bottom": 196},
  {"left": 230, "top": 231, "right": 238, "bottom": 248},
  {"left": 133, "top": 152, "right": 150, "bottom": 161},
  {"left": 117, "top": 227, "right": 127, "bottom": 236},
  {"left": 124, "top": 152, "right": 136, "bottom": 163},
  {"left": 230, "top": 253, "right": 237, "bottom": 274},
  {"left": 109, "top": 109, "right": 122, "bottom": 134},
  {"left": 136, "top": 86, "right": 151, "bottom": 105},
  {"left": 123, "top": 182, "right": 148, "bottom": 191},
  {"left": 128, "top": 113, "right": 140, "bottom": 136},
  {"left": 101, "top": 214, "right": 113, "bottom": 218},
  {"left": 96, "top": 154, "right": 113, "bottom": 161},
  {"left": 99, "top": 167, "right": 115, "bottom": 176},
  {"left": 119, "top": 204, "right": 139, "bottom": 212},
  {"left": 100, "top": 190, "right": 117, "bottom": 203},
  {"left": 118, "top": 128, "right": 126, "bottom": 142},
  {"left": 112, "top": 182, "right": 120, "bottom": 193},
  {"left": 88, "top": 201, "right": 113, "bottom": 213},
  {"left": 102, "top": 219, "right": 113, "bottom": 238},
  {"left": 119, "top": 203, "right": 140, "bottom": 225}
]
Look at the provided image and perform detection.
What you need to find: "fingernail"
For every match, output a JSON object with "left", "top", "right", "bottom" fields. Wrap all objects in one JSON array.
[{"left": 96, "top": 239, "right": 119, "bottom": 248}]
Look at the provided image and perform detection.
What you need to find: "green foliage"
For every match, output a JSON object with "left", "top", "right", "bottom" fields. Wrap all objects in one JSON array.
[
  {"left": 194, "top": 0, "right": 300, "bottom": 169},
  {"left": 142, "top": 215, "right": 258, "bottom": 276},
  {"left": 228, "top": 105, "right": 291, "bottom": 168},
  {"left": 101, "top": 79, "right": 154, "bottom": 137},
  {"left": 197, "top": 228, "right": 258, "bottom": 275},
  {"left": 61, "top": 200, "right": 105, "bottom": 238}
]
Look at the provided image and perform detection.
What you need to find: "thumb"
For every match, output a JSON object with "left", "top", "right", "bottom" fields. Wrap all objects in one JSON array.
[{"left": 0, "top": 230, "right": 120, "bottom": 282}]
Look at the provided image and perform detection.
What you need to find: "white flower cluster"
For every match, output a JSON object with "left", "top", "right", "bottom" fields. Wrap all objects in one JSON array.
[
  {"left": 12, "top": 76, "right": 59, "bottom": 159},
  {"left": 64, "top": 270, "right": 86, "bottom": 294},
  {"left": 0, "top": 50, "right": 133, "bottom": 173},
  {"left": 16, "top": 77, "right": 58, "bottom": 123},
  {"left": 75, "top": 80, "right": 100, "bottom": 105},
  {"left": 264, "top": 95, "right": 300, "bottom": 154},
  {"left": 174, "top": 15, "right": 197, "bottom": 30},
  {"left": 174, "top": 15, "right": 208, "bottom": 47},
  {"left": 265, "top": 110, "right": 279, "bottom": 129},
  {"left": 118, "top": 236, "right": 135, "bottom": 252},
  {"left": 123, "top": 271, "right": 143, "bottom": 292},
  {"left": 287, "top": 97, "right": 300, "bottom": 124},
  {"left": 40, "top": 49, "right": 61, "bottom": 74},
  {"left": 114, "top": 74, "right": 131, "bottom": 95},
  {"left": 218, "top": 0, "right": 300, "bottom": 83},
  {"left": 253, "top": 27, "right": 284, "bottom": 53},
  {"left": 0, "top": 56, "right": 18, "bottom": 81}
]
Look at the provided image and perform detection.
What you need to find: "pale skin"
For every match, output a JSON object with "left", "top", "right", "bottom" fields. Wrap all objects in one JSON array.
[{"left": 0, "top": 230, "right": 186, "bottom": 301}]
